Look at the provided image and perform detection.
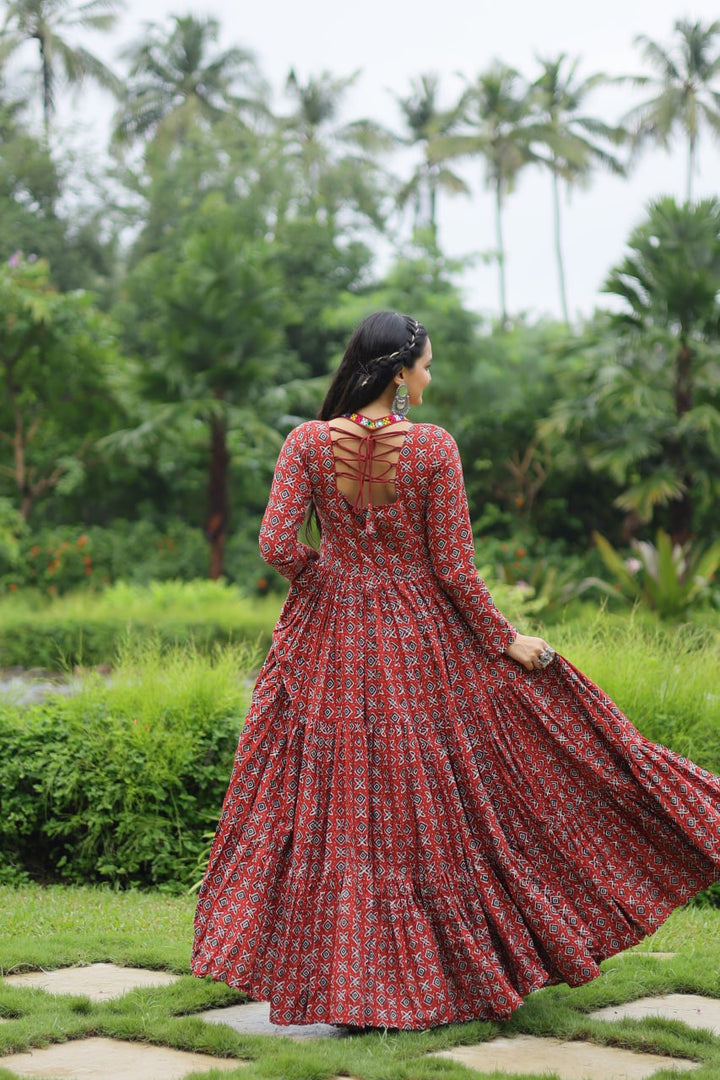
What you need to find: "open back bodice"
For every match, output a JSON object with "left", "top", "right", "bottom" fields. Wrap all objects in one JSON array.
[{"left": 327, "top": 416, "right": 411, "bottom": 513}]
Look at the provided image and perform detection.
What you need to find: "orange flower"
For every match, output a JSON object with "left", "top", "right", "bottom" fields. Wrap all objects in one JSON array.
[
  {"left": 76, "top": 535, "right": 88, "bottom": 548},
  {"left": 83, "top": 555, "right": 92, "bottom": 566},
  {"left": 29, "top": 545, "right": 41, "bottom": 557},
  {"left": 515, "top": 547, "right": 526, "bottom": 558},
  {"left": 8, "top": 583, "right": 17, "bottom": 592},
  {"left": 84, "top": 566, "right": 93, "bottom": 575}
]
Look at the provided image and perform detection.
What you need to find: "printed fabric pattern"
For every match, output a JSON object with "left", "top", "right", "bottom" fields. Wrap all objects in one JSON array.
[{"left": 192, "top": 420, "right": 720, "bottom": 1030}]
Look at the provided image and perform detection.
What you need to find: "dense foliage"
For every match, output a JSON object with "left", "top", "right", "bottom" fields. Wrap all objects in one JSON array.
[{"left": 0, "top": 14, "right": 718, "bottom": 607}]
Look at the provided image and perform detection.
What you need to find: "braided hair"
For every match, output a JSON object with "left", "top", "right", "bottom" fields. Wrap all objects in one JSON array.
[{"left": 318, "top": 311, "right": 428, "bottom": 421}]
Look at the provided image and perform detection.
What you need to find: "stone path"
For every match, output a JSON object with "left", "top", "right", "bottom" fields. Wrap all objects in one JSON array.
[
  {"left": 4, "top": 963, "right": 180, "bottom": 1001},
  {"left": 591, "top": 993, "right": 720, "bottom": 1035},
  {"left": 198, "top": 999, "right": 349, "bottom": 1039},
  {"left": 0, "top": 1037, "right": 240, "bottom": 1080},
  {"left": 433, "top": 1035, "right": 697, "bottom": 1079},
  {"left": 0, "top": 963, "right": 714, "bottom": 1079}
]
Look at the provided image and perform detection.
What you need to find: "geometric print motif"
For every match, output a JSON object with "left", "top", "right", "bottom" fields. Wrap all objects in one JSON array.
[{"left": 192, "top": 420, "right": 720, "bottom": 1029}]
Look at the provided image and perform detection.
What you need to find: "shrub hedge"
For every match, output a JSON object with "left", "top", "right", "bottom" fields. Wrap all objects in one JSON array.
[{"left": 0, "top": 643, "right": 253, "bottom": 890}]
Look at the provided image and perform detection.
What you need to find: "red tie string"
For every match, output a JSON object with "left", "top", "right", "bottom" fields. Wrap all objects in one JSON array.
[{"left": 331, "top": 428, "right": 403, "bottom": 532}]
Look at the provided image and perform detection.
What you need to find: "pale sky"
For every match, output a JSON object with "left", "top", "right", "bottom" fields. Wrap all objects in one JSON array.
[{"left": 17, "top": 0, "right": 720, "bottom": 320}]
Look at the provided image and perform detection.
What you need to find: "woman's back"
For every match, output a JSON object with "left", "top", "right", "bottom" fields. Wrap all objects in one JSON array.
[{"left": 259, "top": 419, "right": 517, "bottom": 668}]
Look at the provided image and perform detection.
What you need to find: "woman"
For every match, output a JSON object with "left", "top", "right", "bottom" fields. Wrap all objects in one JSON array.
[{"left": 192, "top": 311, "right": 720, "bottom": 1031}]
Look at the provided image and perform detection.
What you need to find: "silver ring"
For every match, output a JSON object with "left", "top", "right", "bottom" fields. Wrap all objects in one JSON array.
[{"left": 537, "top": 647, "right": 555, "bottom": 668}]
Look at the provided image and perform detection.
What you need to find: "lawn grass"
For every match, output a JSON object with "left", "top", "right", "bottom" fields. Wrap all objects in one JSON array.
[{"left": 0, "top": 886, "right": 719, "bottom": 1079}]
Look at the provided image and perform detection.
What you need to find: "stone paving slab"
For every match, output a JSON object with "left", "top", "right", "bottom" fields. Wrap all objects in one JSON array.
[
  {"left": 197, "top": 1000, "right": 350, "bottom": 1040},
  {"left": 0, "top": 1037, "right": 241, "bottom": 1079},
  {"left": 591, "top": 993, "right": 720, "bottom": 1035},
  {"left": 3, "top": 964, "right": 180, "bottom": 1002},
  {"left": 432, "top": 1035, "right": 698, "bottom": 1079}
]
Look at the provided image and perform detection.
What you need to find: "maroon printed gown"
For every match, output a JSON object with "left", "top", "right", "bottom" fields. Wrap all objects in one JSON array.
[{"left": 192, "top": 420, "right": 720, "bottom": 1030}]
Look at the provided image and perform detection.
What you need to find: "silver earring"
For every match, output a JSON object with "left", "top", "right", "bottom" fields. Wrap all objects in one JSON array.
[{"left": 392, "top": 383, "right": 410, "bottom": 417}]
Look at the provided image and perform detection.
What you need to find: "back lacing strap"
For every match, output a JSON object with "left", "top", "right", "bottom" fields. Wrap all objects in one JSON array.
[{"left": 331, "top": 428, "right": 404, "bottom": 535}]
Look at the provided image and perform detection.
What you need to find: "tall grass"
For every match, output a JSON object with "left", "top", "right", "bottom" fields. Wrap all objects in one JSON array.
[
  {"left": 0, "top": 580, "right": 283, "bottom": 669},
  {"left": 551, "top": 610, "right": 720, "bottom": 771}
]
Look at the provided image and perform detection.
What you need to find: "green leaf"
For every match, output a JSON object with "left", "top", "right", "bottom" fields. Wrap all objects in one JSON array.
[{"left": 592, "top": 531, "right": 640, "bottom": 598}]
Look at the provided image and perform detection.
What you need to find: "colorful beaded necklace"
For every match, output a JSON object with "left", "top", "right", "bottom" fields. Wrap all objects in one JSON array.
[{"left": 342, "top": 411, "right": 406, "bottom": 430}]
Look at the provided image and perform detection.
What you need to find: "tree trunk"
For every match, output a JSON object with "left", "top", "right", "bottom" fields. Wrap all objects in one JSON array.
[
  {"left": 428, "top": 161, "right": 438, "bottom": 243},
  {"left": 11, "top": 397, "right": 33, "bottom": 521},
  {"left": 667, "top": 339, "right": 693, "bottom": 543},
  {"left": 552, "top": 170, "right": 569, "bottom": 324},
  {"left": 494, "top": 179, "right": 508, "bottom": 329},
  {"left": 206, "top": 412, "right": 229, "bottom": 580},
  {"left": 687, "top": 135, "right": 695, "bottom": 204},
  {"left": 39, "top": 34, "right": 51, "bottom": 145}
]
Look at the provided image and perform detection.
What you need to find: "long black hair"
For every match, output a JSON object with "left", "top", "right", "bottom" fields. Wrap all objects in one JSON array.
[
  {"left": 301, "top": 311, "right": 428, "bottom": 544},
  {"left": 318, "top": 311, "right": 428, "bottom": 420}
]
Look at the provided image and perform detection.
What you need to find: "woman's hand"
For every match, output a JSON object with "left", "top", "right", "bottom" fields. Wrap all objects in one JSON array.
[{"left": 504, "top": 633, "right": 556, "bottom": 671}]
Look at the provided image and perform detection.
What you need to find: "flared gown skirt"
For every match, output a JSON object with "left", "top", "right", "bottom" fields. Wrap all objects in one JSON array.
[{"left": 191, "top": 566, "right": 720, "bottom": 1029}]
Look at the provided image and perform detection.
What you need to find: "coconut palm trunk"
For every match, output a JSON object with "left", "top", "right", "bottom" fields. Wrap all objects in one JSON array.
[
  {"left": 552, "top": 170, "right": 570, "bottom": 323},
  {"left": 39, "top": 34, "right": 52, "bottom": 143},
  {"left": 429, "top": 172, "right": 438, "bottom": 242},
  {"left": 687, "top": 135, "right": 696, "bottom": 203},
  {"left": 494, "top": 178, "right": 508, "bottom": 328}
]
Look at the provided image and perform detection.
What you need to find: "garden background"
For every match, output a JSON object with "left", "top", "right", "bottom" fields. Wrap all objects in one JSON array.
[{"left": 0, "top": 4, "right": 719, "bottom": 897}]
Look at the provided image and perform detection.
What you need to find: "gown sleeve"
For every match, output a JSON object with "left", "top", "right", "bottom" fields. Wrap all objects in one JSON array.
[
  {"left": 259, "top": 424, "right": 319, "bottom": 584},
  {"left": 426, "top": 429, "right": 517, "bottom": 657}
]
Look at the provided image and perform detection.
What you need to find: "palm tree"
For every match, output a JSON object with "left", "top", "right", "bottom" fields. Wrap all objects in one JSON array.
[
  {"left": 625, "top": 18, "right": 720, "bottom": 201},
  {"left": 281, "top": 68, "right": 391, "bottom": 227},
  {"left": 544, "top": 198, "right": 720, "bottom": 544},
  {"left": 113, "top": 14, "right": 264, "bottom": 148},
  {"left": 391, "top": 73, "right": 469, "bottom": 242},
  {"left": 529, "top": 55, "right": 626, "bottom": 323},
  {"left": 432, "top": 64, "right": 538, "bottom": 326},
  {"left": 1, "top": 0, "right": 121, "bottom": 141}
]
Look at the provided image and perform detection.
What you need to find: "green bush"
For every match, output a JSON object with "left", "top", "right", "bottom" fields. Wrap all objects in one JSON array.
[
  {"left": 0, "top": 520, "right": 209, "bottom": 595},
  {"left": 0, "top": 517, "right": 284, "bottom": 598},
  {"left": 0, "top": 580, "right": 282, "bottom": 668},
  {"left": 0, "top": 641, "right": 254, "bottom": 889}
]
